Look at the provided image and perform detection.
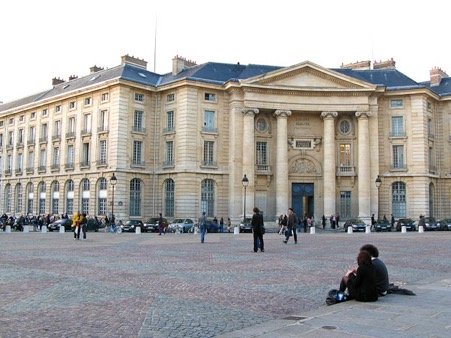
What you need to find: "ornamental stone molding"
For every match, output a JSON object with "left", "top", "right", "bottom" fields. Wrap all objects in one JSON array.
[
  {"left": 288, "top": 158, "right": 321, "bottom": 176},
  {"left": 320, "top": 111, "right": 338, "bottom": 119},
  {"left": 242, "top": 108, "right": 259, "bottom": 117},
  {"left": 273, "top": 109, "right": 292, "bottom": 118},
  {"left": 355, "top": 111, "right": 372, "bottom": 118}
]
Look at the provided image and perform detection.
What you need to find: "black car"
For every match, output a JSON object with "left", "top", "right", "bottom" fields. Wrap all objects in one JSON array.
[
  {"left": 48, "top": 219, "right": 73, "bottom": 231},
  {"left": 239, "top": 217, "right": 252, "bottom": 233},
  {"left": 343, "top": 218, "right": 367, "bottom": 232},
  {"left": 422, "top": 217, "right": 438, "bottom": 231},
  {"left": 374, "top": 219, "right": 392, "bottom": 232},
  {"left": 143, "top": 217, "right": 168, "bottom": 232},
  {"left": 120, "top": 220, "right": 144, "bottom": 232},
  {"left": 436, "top": 218, "right": 451, "bottom": 231},
  {"left": 395, "top": 218, "right": 416, "bottom": 232}
]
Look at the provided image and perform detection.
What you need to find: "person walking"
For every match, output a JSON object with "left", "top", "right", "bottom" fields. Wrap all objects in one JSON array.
[
  {"left": 158, "top": 213, "right": 165, "bottom": 235},
  {"left": 80, "top": 213, "right": 88, "bottom": 240},
  {"left": 199, "top": 212, "right": 207, "bottom": 243},
  {"left": 283, "top": 208, "right": 298, "bottom": 244},
  {"left": 219, "top": 217, "right": 224, "bottom": 233},
  {"left": 72, "top": 211, "right": 81, "bottom": 240},
  {"left": 251, "top": 207, "right": 265, "bottom": 252}
]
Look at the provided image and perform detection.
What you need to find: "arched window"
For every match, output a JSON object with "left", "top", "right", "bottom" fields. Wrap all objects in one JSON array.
[
  {"left": 201, "top": 179, "right": 215, "bottom": 217},
  {"left": 66, "top": 180, "right": 74, "bottom": 215},
  {"left": 51, "top": 181, "right": 59, "bottom": 215},
  {"left": 4, "top": 184, "right": 12, "bottom": 213},
  {"left": 392, "top": 182, "right": 406, "bottom": 218},
  {"left": 429, "top": 183, "right": 434, "bottom": 217},
  {"left": 81, "top": 179, "right": 90, "bottom": 215},
  {"left": 38, "top": 182, "right": 46, "bottom": 214},
  {"left": 129, "top": 178, "right": 141, "bottom": 216},
  {"left": 164, "top": 179, "right": 175, "bottom": 217},
  {"left": 98, "top": 177, "right": 108, "bottom": 215},
  {"left": 26, "top": 183, "right": 34, "bottom": 214},
  {"left": 15, "top": 183, "right": 23, "bottom": 214}
]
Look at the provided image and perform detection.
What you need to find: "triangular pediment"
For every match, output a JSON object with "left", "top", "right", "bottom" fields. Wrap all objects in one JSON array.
[{"left": 241, "top": 61, "right": 375, "bottom": 91}]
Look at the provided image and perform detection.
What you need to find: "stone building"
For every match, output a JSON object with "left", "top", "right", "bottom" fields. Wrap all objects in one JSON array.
[{"left": 0, "top": 55, "right": 450, "bottom": 225}]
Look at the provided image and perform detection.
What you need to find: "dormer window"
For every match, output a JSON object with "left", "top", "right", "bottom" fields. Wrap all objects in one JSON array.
[
  {"left": 42, "top": 109, "right": 48, "bottom": 117},
  {"left": 84, "top": 97, "right": 92, "bottom": 106},
  {"left": 69, "top": 101, "right": 76, "bottom": 110}
]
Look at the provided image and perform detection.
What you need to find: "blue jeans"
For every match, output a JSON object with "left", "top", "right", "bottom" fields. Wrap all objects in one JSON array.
[{"left": 200, "top": 226, "right": 207, "bottom": 243}]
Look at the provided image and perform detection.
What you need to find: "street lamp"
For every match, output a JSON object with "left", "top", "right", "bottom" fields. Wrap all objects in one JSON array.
[
  {"left": 375, "top": 175, "right": 382, "bottom": 220},
  {"left": 110, "top": 173, "right": 117, "bottom": 222},
  {"left": 240, "top": 174, "right": 249, "bottom": 234}
]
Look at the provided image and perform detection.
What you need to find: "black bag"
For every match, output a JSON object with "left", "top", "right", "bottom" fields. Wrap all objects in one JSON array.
[
  {"left": 261, "top": 226, "right": 265, "bottom": 234},
  {"left": 326, "top": 289, "right": 347, "bottom": 306},
  {"left": 285, "top": 229, "right": 292, "bottom": 237}
]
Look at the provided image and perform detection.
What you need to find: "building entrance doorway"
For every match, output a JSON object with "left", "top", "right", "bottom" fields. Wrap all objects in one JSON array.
[{"left": 292, "top": 183, "right": 314, "bottom": 221}]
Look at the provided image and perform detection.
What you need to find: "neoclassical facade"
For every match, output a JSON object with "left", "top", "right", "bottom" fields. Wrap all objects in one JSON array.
[{"left": 0, "top": 55, "right": 450, "bottom": 224}]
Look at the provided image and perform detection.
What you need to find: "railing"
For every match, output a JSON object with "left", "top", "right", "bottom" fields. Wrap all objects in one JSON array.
[
  {"left": 132, "top": 126, "right": 146, "bottom": 133},
  {"left": 65, "top": 132, "right": 76, "bottom": 139},
  {"left": 65, "top": 163, "right": 74, "bottom": 170}
]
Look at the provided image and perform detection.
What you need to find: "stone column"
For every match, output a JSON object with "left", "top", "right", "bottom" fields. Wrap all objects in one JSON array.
[
  {"left": 356, "top": 111, "right": 372, "bottom": 221},
  {"left": 242, "top": 108, "right": 259, "bottom": 216},
  {"left": 274, "top": 110, "right": 292, "bottom": 216},
  {"left": 321, "top": 112, "right": 338, "bottom": 219}
]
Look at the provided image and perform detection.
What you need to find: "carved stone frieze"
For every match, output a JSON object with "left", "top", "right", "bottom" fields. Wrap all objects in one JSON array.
[{"left": 289, "top": 158, "right": 321, "bottom": 175}]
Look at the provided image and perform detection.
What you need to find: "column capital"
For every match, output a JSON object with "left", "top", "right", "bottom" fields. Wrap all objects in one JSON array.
[
  {"left": 320, "top": 111, "right": 338, "bottom": 119},
  {"left": 273, "top": 109, "right": 292, "bottom": 118},
  {"left": 355, "top": 111, "right": 372, "bottom": 119},
  {"left": 242, "top": 108, "right": 259, "bottom": 117}
]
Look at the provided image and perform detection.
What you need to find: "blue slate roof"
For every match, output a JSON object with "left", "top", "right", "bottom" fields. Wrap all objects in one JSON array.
[{"left": 1, "top": 60, "right": 450, "bottom": 112}]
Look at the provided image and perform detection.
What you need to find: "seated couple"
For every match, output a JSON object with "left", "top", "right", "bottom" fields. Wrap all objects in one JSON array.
[{"left": 339, "top": 244, "right": 389, "bottom": 302}]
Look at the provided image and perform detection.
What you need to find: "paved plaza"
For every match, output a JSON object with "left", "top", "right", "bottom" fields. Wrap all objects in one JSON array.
[{"left": 0, "top": 229, "right": 450, "bottom": 337}]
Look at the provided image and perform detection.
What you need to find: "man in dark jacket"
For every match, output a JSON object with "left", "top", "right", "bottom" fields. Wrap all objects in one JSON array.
[
  {"left": 251, "top": 207, "right": 264, "bottom": 252},
  {"left": 360, "top": 244, "right": 389, "bottom": 296}
]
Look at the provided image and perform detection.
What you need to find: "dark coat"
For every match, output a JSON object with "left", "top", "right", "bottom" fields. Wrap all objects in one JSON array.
[
  {"left": 251, "top": 212, "right": 264, "bottom": 234},
  {"left": 347, "top": 264, "right": 378, "bottom": 302}
]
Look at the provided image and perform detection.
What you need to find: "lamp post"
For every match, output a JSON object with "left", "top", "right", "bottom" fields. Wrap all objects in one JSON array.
[
  {"left": 110, "top": 173, "right": 117, "bottom": 223},
  {"left": 375, "top": 175, "right": 382, "bottom": 220},
  {"left": 239, "top": 174, "right": 249, "bottom": 235}
]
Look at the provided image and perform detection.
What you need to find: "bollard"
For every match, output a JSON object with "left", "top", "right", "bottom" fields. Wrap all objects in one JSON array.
[
  {"left": 59, "top": 225, "right": 65, "bottom": 233},
  {"left": 347, "top": 226, "right": 353, "bottom": 234},
  {"left": 135, "top": 226, "right": 141, "bottom": 234},
  {"left": 194, "top": 227, "right": 199, "bottom": 235},
  {"left": 23, "top": 225, "right": 29, "bottom": 233},
  {"left": 401, "top": 225, "right": 407, "bottom": 233},
  {"left": 41, "top": 225, "right": 48, "bottom": 233},
  {"left": 309, "top": 226, "right": 315, "bottom": 234},
  {"left": 233, "top": 226, "right": 240, "bottom": 235},
  {"left": 418, "top": 225, "right": 424, "bottom": 233},
  {"left": 5, "top": 225, "right": 11, "bottom": 233},
  {"left": 365, "top": 225, "right": 371, "bottom": 234}
]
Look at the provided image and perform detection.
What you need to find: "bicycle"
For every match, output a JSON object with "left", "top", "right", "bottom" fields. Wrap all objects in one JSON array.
[{"left": 106, "top": 223, "right": 122, "bottom": 234}]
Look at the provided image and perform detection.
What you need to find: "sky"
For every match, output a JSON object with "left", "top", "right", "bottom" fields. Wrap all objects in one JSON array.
[{"left": 1, "top": 0, "right": 450, "bottom": 103}]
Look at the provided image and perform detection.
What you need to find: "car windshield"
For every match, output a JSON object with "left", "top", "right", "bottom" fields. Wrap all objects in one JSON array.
[
  {"left": 241, "top": 218, "right": 251, "bottom": 224},
  {"left": 146, "top": 218, "right": 158, "bottom": 223},
  {"left": 173, "top": 219, "right": 183, "bottom": 223}
]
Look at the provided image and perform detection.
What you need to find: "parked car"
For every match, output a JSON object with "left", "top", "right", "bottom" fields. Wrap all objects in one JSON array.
[
  {"left": 395, "top": 218, "right": 416, "bottom": 232},
  {"left": 422, "top": 217, "right": 438, "bottom": 231},
  {"left": 343, "top": 218, "right": 367, "bottom": 232},
  {"left": 239, "top": 217, "right": 252, "bottom": 233},
  {"left": 374, "top": 219, "right": 392, "bottom": 232},
  {"left": 168, "top": 218, "right": 194, "bottom": 233},
  {"left": 120, "top": 219, "right": 144, "bottom": 232},
  {"left": 48, "top": 219, "right": 73, "bottom": 231},
  {"left": 436, "top": 218, "right": 451, "bottom": 231},
  {"left": 143, "top": 217, "right": 168, "bottom": 232}
]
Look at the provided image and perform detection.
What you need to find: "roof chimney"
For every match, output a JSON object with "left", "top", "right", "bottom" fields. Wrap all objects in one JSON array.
[
  {"left": 430, "top": 67, "right": 448, "bottom": 86},
  {"left": 90, "top": 65, "right": 104, "bottom": 74},
  {"left": 172, "top": 55, "right": 197, "bottom": 75},
  {"left": 52, "top": 77, "right": 65, "bottom": 86},
  {"left": 68, "top": 75, "right": 78, "bottom": 81},
  {"left": 121, "top": 54, "right": 147, "bottom": 69},
  {"left": 340, "top": 60, "right": 371, "bottom": 70},
  {"left": 373, "top": 58, "right": 396, "bottom": 70}
]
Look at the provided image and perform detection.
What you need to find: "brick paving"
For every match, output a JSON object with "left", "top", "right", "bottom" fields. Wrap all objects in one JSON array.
[{"left": 0, "top": 230, "right": 450, "bottom": 337}]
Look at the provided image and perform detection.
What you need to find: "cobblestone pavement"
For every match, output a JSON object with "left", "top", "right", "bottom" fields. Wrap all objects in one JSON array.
[{"left": 0, "top": 229, "right": 450, "bottom": 337}]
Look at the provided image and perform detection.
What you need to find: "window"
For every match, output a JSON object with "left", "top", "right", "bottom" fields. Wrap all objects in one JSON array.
[
  {"left": 53, "top": 120, "right": 61, "bottom": 138},
  {"left": 69, "top": 101, "right": 76, "bottom": 110},
  {"left": 98, "top": 177, "right": 107, "bottom": 215},
  {"left": 81, "top": 179, "right": 90, "bottom": 215},
  {"left": 167, "top": 93, "right": 175, "bottom": 102},
  {"left": 132, "top": 141, "right": 142, "bottom": 165},
  {"left": 201, "top": 179, "right": 215, "bottom": 217},
  {"left": 19, "top": 115, "right": 24, "bottom": 123},
  {"left": 27, "top": 151, "right": 34, "bottom": 169},
  {"left": 0, "top": 133, "right": 3, "bottom": 147},
  {"left": 83, "top": 114, "right": 91, "bottom": 133},
  {"left": 29, "top": 126, "right": 35, "bottom": 143},
  {"left": 55, "top": 105, "right": 61, "bottom": 113},
  {"left": 30, "top": 112, "right": 36, "bottom": 119},
  {"left": 67, "top": 145, "right": 74, "bottom": 166},
  {"left": 15, "top": 183, "right": 23, "bottom": 214},
  {"left": 203, "top": 141, "right": 214, "bottom": 166},
  {"left": 66, "top": 180, "right": 74, "bottom": 215},
  {"left": 164, "top": 179, "right": 175, "bottom": 217},
  {"left": 40, "top": 123, "right": 48, "bottom": 141},
  {"left": 392, "top": 182, "right": 406, "bottom": 218},
  {"left": 166, "top": 111, "right": 174, "bottom": 132},
  {"left": 9, "top": 118, "right": 14, "bottom": 125},
  {"left": 39, "top": 182, "right": 46, "bottom": 214},
  {"left": 390, "top": 99, "right": 403, "bottom": 108},
  {"left": 42, "top": 109, "right": 48, "bottom": 117},
  {"left": 392, "top": 145, "right": 404, "bottom": 169},
  {"left": 68, "top": 117, "right": 76, "bottom": 133},
  {"left": 99, "top": 110, "right": 108, "bottom": 131},
  {"left": 203, "top": 110, "right": 216, "bottom": 132},
  {"left": 8, "top": 131, "right": 13, "bottom": 146},
  {"left": 427, "top": 101, "right": 432, "bottom": 111},
  {"left": 16, "top": 153, "right": 23, "bottom": 170},
  {"left": 391, "top": 116, "right": 404, "bottom": 137},
  {"left": 52, "top": 147, "right": 60, "bottom": 166},
  {"left": 52, "top": 181, "right": 59, "bottom": 214},
  {"left": 165, "top": 141, "right": 173, "bottom": 165},
  {"left": 256, "top": 141, "right": 268, "bottom": 169},
  {"left": 39, "top": 149, "right": 46, "bottom": 167},
  {"left": 339, "top": 144, "right": 352, "bottom": 168},
  {"left": 133, "top": 110, "right": 144, "bottom": 132},
  {"left": 134, "top": 93, "right": 144, "bottom": 102},
  {"left": 0, "top": 120, "right": 3, "bottom": 127},
  {"left": 27, "top": 183, "right": 34, "bottom": 214},
  {"left": 428, "top": 118, "right": 434, "bottom": 138},
  {"left": 340, "top": 191, "right": 352, "bottom": 219},
  {"left": 4, "top": 184, "right": 12, "bottom": 212},
  {"left": 82, "top": 143, "right": 90, "bottom": 165},
  {"left": 129, "top": 178, "right": 141, "bottom": 216},
  {"left": 99, "top": 140, "right": 107, "bottom": 165},
  {"left": 84, "top": 97, "right": 92, "bottom": 106},
  {"left": 204, "top": 92, "right": 216, "bottom": 101},
  {"left": 101, "top": 93, "right": 109, "bottom": 102},
  {"left": 339, "top": 120, "right": 351, "bottom": 135},
  {"left": 17, "top": 129, "right": 24, "bottom": 145},
  {"left": 6, "top": 154, "right": 12, "bottom": 171}
]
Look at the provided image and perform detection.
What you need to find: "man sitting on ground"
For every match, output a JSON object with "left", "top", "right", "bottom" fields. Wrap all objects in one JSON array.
[{"left": 360, "top": 244, "right": 389, "bottom": 296}]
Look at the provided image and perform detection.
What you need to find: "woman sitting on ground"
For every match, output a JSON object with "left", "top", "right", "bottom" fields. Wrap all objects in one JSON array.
[{"left": 339, "top": 250, "right": 378, "bottom": 302}]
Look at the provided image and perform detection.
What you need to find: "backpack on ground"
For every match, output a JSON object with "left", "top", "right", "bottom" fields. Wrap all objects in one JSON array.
[{"left": 326, "top": 289, "right": 347, "bottom": 305}]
